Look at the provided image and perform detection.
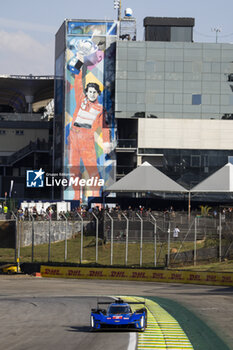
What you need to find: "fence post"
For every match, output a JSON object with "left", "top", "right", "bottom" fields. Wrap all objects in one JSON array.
[
  {"left": 106, "top": 212, "right": 114, "bottom": 266},
  {"left": 92, "top": 212, "right": 99, "bottom": 264},
  {"left": 219, "top": 212, "right": 222, "bottom": 262},
  {"left": 194, "top": 217, "right": 197, "bottom": 266},
  {"left": 76, "top": 212, "right": 84, "bottom": 264},
  {"left": 167, "top": 221, "right": 171, "bottom": 267},
  {"left": 61, "top": 213, "right": 68, "bottom": 262},
  {"left": 122, "top": 212, "right": 129, "bottom": 266},
  {"left": 188, "top": 191, "right": 191, "bottom": 221},
  {"left": 149, "top": 213, "right": 157, "bottom": 267},
  {"left": 48, "top": 215, "right": 51, "bottom": 262},
  {"left": 11, "top": 212, "right": 18, "bottom": 267},
  {"left": 29, "top": 214, "right": 35, "bottom": 263},
  {"left": 136, "top": 213, "right": 143, "bottom": 267}
]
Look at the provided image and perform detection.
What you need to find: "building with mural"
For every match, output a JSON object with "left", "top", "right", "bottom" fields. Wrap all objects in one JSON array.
[
  {"left": 54, "top": 20, "right": 118, "bottom": 204},
  {"left": 2, "top": 16, "right": 233, "bottom": 204},
  {"left": 52, "top": 15, "right": 233, "bottom": 205}
]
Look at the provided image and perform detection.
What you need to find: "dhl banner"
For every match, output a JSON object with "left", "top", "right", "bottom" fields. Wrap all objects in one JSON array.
[{"left": 40, "top": 266, "right": 233, "bottom": 287}]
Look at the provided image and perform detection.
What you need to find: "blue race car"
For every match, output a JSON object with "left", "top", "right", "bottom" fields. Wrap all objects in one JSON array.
[{"left": 90, "top": 298, "right": 147, "bottom": 331}]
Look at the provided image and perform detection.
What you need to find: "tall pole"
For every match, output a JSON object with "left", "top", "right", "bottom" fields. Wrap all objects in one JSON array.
[
  {"left": 212, "top": 27, "right": 221, "bottom": 43},
  {"left": 118, "top": 0, "right": 121, "bottom": 21},
  {"left": 114, "top": 0, "right": 121, "bottom": 21}
]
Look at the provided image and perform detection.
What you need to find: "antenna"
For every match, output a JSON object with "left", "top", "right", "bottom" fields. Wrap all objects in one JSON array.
[
  {"left": 114, "top": 0, "right": 121, "bottom": 21},
  {"left": 212, "top": 27, "right": 221, "bottom": 43}
]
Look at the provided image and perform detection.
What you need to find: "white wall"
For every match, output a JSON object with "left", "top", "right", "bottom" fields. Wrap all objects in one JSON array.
[{"left": 138, "top": 119, "right": 233, "bottom": 150}]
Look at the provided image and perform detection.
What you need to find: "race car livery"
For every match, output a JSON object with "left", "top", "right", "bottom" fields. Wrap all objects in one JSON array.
[{"left": 90, "top": 298, "right": 147, "bottom": 331}]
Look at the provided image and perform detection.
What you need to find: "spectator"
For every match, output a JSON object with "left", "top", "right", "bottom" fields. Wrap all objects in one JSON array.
[{"left": 173, "top": 226, "right": 180, "bottom": 240}]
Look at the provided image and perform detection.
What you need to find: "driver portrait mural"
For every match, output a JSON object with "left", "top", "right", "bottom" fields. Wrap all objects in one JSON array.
[{"left": 64, "top": 22, "right": 117, "bottom": 203}]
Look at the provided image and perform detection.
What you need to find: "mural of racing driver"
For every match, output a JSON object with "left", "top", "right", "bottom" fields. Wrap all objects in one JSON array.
[{"left": 67, "top": 39, "right": 112, "bottom": 202}]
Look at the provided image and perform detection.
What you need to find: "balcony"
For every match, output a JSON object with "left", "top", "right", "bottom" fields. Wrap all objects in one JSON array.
[
  {"left": 0, "top": 113, "right": 43, "bottom": 122},
  {"left": 116, "top": 139, "right": 137, "bottom": 151}
]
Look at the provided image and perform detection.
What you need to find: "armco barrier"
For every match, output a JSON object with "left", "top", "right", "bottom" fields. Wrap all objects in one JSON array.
[{"left": 40, "top": 266, "right": 233, "bottom": 287}]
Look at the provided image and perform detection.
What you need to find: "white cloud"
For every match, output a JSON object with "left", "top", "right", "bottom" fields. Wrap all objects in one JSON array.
[
  {"left": 0, "top": 30, "right": 54, "bottom": 75},
  {"left": 0, "top": 17, "right": 57, "bottom": 34}
]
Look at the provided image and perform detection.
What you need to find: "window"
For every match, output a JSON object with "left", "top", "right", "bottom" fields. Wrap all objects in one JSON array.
[
  {"left": 191, "top": 155, "right": 201, "bottom": 167},
  {"left": 15, "top": 130, "right": 24, "bottom": 135},
  {"left": 192, "top": 94, "right": 202, "bottom": 105},
  {"left": 203, "top": 155, "right": 209, "bottom": 167},
  {"left": 0, "top": 130, "right": 6, "bottom": 135}
]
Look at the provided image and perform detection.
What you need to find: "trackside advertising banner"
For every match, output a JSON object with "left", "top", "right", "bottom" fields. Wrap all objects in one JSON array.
[{"left": 40, "top": 266, "right": 233, "bottom": 287}]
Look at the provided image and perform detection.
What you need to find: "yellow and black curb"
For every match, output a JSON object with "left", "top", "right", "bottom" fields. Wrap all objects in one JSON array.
[{"left": 120, "top": 296, "right": 194, "bottom": 350}]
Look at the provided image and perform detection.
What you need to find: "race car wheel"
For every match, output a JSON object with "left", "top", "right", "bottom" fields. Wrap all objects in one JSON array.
[
  {"left": 140, "top": 316, "right": 145, "bottom": 331},
  {"left": 90, "top": 316, "right": 94, "bottom": 329}
]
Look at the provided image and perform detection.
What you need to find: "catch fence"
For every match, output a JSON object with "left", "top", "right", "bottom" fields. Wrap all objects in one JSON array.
[{"left": 1, "top": 211, "right": 233, "bottom": 268}]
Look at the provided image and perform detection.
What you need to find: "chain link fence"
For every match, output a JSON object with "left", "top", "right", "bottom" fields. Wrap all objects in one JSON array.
[{"left": 1, "top": 210, "right": 233, "bottom": 268}]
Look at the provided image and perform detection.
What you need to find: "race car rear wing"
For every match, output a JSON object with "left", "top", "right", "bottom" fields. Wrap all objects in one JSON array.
[{"left": 97, "top": 298, "right": 145, "bottom": 305}]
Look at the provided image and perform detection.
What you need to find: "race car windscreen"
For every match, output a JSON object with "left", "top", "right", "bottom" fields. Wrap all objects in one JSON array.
[{"left": 108, "top": 305, "right": 131, "bottom": 314}]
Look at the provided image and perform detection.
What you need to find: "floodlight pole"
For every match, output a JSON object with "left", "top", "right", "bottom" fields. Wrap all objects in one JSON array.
[
  {"left": 212, "top": 27, "right": 221, "bottom": 43},
  {"left": 118, "top": 0, "right": 121, "bottom": 21},
  {"left": 114, "top": 0, "right": 121, "bottom": 21}
]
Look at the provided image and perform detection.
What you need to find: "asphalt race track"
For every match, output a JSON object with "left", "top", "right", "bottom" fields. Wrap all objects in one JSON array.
[{"left": 0, "top": 275, "right": 232, "bottom": 350}]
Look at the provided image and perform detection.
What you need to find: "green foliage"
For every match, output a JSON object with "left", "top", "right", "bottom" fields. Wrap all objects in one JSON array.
[{"left": 203, "top": 237, "right": 218, "bottom": 248}]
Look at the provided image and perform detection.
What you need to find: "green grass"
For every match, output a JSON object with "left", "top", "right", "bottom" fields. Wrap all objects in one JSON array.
[
  {"left": 175, "top": 260, "right": 233, "bottom": 272},
  {"left": 0, "top": 235, "right": 232, "bottom": 271}
]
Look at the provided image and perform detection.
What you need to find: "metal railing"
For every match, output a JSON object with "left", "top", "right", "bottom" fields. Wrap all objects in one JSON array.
[{"left": 117, "top": 139, "right": 137, "bottom": 148}]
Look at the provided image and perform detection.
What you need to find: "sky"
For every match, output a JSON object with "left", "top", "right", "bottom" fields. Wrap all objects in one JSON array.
[{"left": 0, "top": 0, "right": 233, "bottom": 75}]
